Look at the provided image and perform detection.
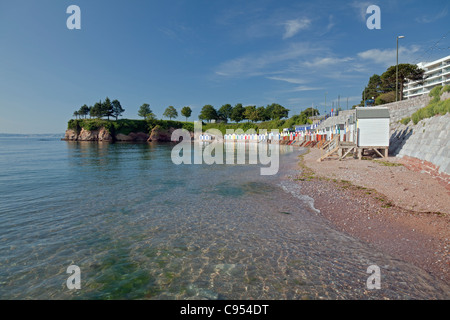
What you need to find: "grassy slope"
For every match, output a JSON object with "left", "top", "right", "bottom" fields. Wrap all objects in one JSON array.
[{"left": 406, "top": 85, "right": 450, "bottom": 125}]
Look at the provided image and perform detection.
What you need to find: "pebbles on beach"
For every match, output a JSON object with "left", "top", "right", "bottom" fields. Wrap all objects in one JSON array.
[{"left": 296, "top": 148, "right": 450, "bottom": 284}]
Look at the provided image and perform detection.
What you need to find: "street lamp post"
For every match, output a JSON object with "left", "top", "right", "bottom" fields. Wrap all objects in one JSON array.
[{"left": 396, "top": 35, "right": 405, "bottom": 102}]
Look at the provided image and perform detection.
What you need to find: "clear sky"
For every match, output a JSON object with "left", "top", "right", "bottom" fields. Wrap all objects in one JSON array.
[{"left": 0, "top": 0, "right": 449, "bottom": 133}]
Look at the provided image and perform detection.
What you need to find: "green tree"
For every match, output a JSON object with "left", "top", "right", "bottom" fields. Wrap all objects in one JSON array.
[
  {"left": 146, "top": 113, "right": 157, "bottom": 121},
  {"left": 243, "top": 105, "right": 257, "bottom": 122},
  {"left": 73, "top": 110, "right": 79, "bottom": 119},
  {"left": 375, "top": 91, "right": 396, "bottom": 105},
  {"left": 264, "top": 103, "right": 289, "bottom": 120},
  {"left": 265, "top": 104, "right": 275, "bottom": 120},
  {"left": 271, "top": 103, "right": 290, "bottom": 119},
  {"left": 218, "top": 104, "right": 233, "bottom": 123},
  {"left": 91, "top": 101, "right": 104, "bottom": 119},
  {"left": 89, "top": 104, "right": 97, "bottom": 118},
  {"left": 163, "top": 106, "right": 178, "bottom": 120},
  {"left": 103, "top": 97, "right": 114, "bottom": 120},
  {"left": 361, "top": 74, "right": 383, "bottom": 104},
  {"left": 230, "top": 103, "right": 244, "bottom": 123},
  {"left": 381, "top": 64, "right": 426, "bottom": 101},
  {"left": 181, "top": 106, "right": 192, "bottom": 122},
  {"left": 78, "top": 104, "right": 90, "bottom": 119},
  {"left": 256, "top": 106, "right": 270, "bottom": 122},
  {"left": 138, "top": 103, "right": 153, "bottom": 119},
  {"left": 300, "top": 107, "right": 319, "bottom": 118},
  {"left": 296, "top": 108, "right": 316, "bottom": 125},
  {"left": 111, "top": 100, "right": 125, "bottom": 120},
  {"left": 199, "top": 105, "right": 218, "bottom": 123}
]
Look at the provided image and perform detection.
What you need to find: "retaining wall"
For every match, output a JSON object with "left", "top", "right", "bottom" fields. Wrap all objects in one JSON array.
[
  {"left": 388, "top": 93, "right": 450, "bottom": 180},
  {"left": 384, "top": 95, "right": 431, "bottom": 123}
]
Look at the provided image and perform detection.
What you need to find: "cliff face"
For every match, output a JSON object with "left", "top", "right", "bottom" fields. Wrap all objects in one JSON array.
[
  {"left": 64, "top": 128, "right": 114, "bottom": 142},
  {"left": 148, "top": 126, "right": 176, "bottom": 142},
  {"left": 63, "top": 126, "right": 183, "bottom": 143}
]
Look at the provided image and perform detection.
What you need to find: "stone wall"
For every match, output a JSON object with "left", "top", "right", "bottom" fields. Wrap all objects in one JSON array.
[
  {"left": 383, "top": 95, "right": 432, "bottom": 123},
  {"left": 389, "top": 110, "right": 450, "bottom": 179},
  {"left": 386, "top": 91, "right": 450, "bottom": 185},
  {"left": 382, "top": 91, "right": 450, "bottom": 123},
  {"left": 391, "top": 113, "right": 450, "bottom": 171}
]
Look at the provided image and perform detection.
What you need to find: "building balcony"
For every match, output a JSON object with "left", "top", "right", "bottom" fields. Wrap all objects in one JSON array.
[
  {"left": 424, "top": 78, "right": 444, "bottom": 86},
  {"left": 426, "top": 72, "right": 442, "bottom": 80}
]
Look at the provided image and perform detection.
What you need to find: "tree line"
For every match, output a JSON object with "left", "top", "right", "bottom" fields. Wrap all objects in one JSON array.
[
  {"left": 198, "top": 103, "right": 290, "bottom": 123},
  {"left": 74, "top": 100, "right": 292, "bottom": 124},
  {"left": 138, "top": 103, "right": 290, "bottom": 123},
  {"left": 73, "top": 97, "right": 125, "bottom": 120}
]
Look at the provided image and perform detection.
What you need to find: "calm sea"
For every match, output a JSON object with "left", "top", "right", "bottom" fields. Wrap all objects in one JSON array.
[{"left": 0, "top": 135, "right": 448, "bottom": 299}]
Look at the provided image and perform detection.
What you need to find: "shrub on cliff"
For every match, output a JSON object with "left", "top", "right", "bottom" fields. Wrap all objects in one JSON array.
[
  {"left": 67, "top": 119, "right": 149, "bottom": 135},
  {"left": 182, "top": 122, "right": 194, "bottom": 132},
  {"left": 113, "top": 119, "right": 148, "bottom": 135},
  {"left": 67, "top": 119, "right": 106, "bottom": 132},
  {"left": 429, "top": 85, "right": 443, "bottom": 98},
  {"left": 147, "top": 119, "right": 186, "bottom": 131},
  {"left": 411, "top": 96, "right": 450, "bottom": 125},
  {"left": 68, "top": 119, "right": 80, "bottom": 131},
  {"left": 82, "top": 119, "right": 109, "bottom": 131},
  {"left": 435, "top": 98, "right": 450, "bottom": 115},
  {"left": 442, "top": 85, "right": 450, "bottom": 94},
  {"left": 400, "top": 117, "right": 411, "bottom": 125},
  {"left": 375, "top": 91, "right": 396, "bottom": 105}
]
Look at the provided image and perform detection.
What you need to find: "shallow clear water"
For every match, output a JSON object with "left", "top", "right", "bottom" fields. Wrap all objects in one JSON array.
[{"left": 0, "top": 136, "right": 448, "bottom": 300}]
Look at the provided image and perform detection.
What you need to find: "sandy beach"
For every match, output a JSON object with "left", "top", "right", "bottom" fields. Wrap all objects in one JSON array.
[{"left": 295, "top": 147, "right": 450, "bottom": 284}]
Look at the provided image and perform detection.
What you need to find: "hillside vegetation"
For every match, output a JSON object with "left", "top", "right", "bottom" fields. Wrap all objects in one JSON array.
[
  {"left": 408, "top": 85, "right": 450, "bottom": 125},
  {"left": 67, "top": 119, "right": 193, "bottom": 135},
  {"left": 68, "top": 114, "right": 311, "bottom": 136}
]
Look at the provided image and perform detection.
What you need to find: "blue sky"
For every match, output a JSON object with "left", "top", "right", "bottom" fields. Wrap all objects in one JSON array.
[{"left": 0, "top": 0, "right": 449, "bottom": 133}]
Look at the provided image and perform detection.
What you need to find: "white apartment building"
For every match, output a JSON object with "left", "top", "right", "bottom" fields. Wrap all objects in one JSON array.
[{"left": 403, "top": 55, "right": 450, "bottom": 99}]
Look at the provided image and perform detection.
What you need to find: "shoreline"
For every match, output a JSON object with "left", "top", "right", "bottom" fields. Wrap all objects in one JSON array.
[{"left": 294, "top": 147, "right": 449, "bottom": 285}]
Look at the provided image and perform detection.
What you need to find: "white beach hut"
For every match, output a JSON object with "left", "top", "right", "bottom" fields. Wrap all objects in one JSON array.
[{"left": 355, "top": 107, "right": 390, "bottom": 158}]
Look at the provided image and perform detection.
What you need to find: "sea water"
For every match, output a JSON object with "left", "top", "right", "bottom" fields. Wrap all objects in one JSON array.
[{"left": 0, "top": 135, "right": 448, "bottom": 299}]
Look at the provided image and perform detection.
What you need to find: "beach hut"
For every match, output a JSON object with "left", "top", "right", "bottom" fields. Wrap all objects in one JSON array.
[
  {"left": 355, "top": 107, "right": 390, "bottom": 158},
  {"left": 345, "top": 113, "right": 356, "bottom": 143}
]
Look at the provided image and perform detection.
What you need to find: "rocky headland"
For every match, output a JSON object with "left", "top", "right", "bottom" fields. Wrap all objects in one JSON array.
[{"left": 63, "top": 125, "right": 185, "bottom": 143}]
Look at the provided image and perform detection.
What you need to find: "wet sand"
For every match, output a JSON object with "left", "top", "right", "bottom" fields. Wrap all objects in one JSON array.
[{"left": 294, "top": 147, "right": 450, "bottom": 285}]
